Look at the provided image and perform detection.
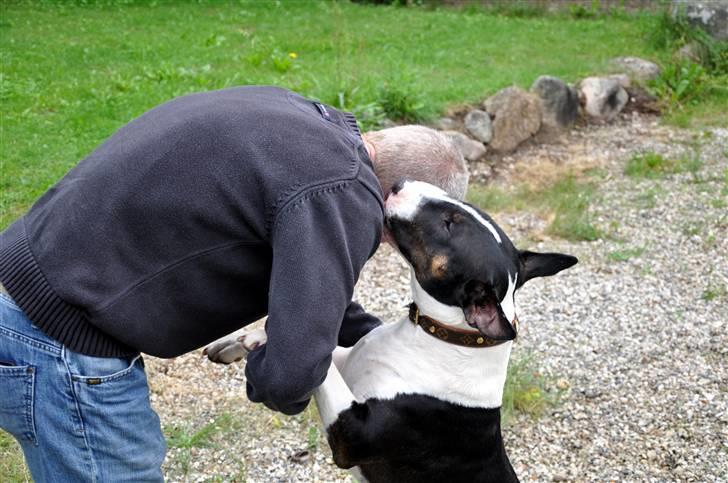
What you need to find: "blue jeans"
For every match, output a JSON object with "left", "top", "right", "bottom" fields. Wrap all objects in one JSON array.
[{"left": 0, "top": 291, "right": 166, "bottom": 482}]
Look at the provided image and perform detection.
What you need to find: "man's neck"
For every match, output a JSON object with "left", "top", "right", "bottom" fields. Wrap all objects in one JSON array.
[{"left": 363, "top": 138, "right": 376, "bottom": 164}]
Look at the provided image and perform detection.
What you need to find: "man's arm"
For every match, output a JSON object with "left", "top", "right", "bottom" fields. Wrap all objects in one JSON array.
[
  {"left": 244, "top": 180, "right": 382, "bottom": 415},
  {"left": 338, "top": 301, "right": 382, "bottom": 347}
]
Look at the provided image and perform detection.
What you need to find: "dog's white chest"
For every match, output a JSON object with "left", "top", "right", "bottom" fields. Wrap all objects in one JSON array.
[{"left": 339, "top": 318, "right": 513, "bottom": 409}]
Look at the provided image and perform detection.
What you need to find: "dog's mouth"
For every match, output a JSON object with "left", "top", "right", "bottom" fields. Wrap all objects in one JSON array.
[
  {"left": 462, "top": 282, "right": 516, "bottom": 340},
  {"left": 465, "top": 302, "right": 500, "bottom": 331}
]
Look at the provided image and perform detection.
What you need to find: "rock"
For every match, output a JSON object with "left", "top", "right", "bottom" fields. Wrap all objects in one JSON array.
[
  {"left": 483, "top": 86, "right": 521, "bottom": 115},
  {"left": 530, "top": 75, "right": 579, "bottom": 130},
  {"left": 608, "top": 73, "right": 631, "bottom": 89},
  {"left": 442, "top": 130, "right": 486, "bottom": 161},
  {"left": 675, "top": 41, "right": 702, "bottom": 63},
  {"left": 483, "top": 86, "right": 541, "bottom": 152},
  {"left": 432, "top": 117, "right": 459, "bottom": 131},
  {"left": 289, "top": 450, "right": 311, "bottom": 463},
  {"left": 463, "top": 109, "right": 493, "bottom": 143},
  {"left": 672, "top": 0, "right": 728, "bottom": 41},
  {"left": 556, "top": 378, "right": 570, "bottom": 390},
  {"left": 609, "top": 57, "right": 661, "bottom": 83},
  {"left": 578, "top": 77, "right": 629, "bottom": 120}
]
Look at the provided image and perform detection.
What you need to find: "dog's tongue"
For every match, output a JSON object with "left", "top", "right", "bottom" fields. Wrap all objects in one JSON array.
[{"left": 465, "top": 303, "right": 500, "bottom": 334}]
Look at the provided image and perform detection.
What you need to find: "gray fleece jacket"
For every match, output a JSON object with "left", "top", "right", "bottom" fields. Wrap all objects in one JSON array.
[{"left": 0, "top": 86, "right": 384, "bottom": 414}]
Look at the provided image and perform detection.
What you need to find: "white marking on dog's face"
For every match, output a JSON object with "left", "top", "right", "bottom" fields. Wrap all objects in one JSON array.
[
  {"left": 384, "top": 181, "right": 448, "bottom": 221},
  {"left": 500, "top": 273, "right": 517, "bottom": 324},
  {"left": 385, "top": 180, "right": 502, "bottom": 243}
]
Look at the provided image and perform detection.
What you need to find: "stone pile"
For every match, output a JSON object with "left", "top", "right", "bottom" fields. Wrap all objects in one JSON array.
[{"left": 434, "top": 56, "right": 661, "bottom": 161}]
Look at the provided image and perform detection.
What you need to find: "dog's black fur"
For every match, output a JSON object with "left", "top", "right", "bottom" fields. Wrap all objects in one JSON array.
[{"left": 328, "top": 394, "right": 517, "bottom": 483}]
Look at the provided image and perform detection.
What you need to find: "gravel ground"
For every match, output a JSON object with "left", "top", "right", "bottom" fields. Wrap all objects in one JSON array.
[{"left": 146, "top": 113, "right": 727, "bottom": 482}]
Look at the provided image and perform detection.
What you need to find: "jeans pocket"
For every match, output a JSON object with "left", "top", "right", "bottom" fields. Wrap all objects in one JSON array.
[
  {"left": 67, "top": 352, "right": 142, "bottom": 386},
  {"left": 0, "top": 362, "right": 37, "bottom": 446},
  {"left": 0, "top": 292, "right": 22, "bottom": 312}
]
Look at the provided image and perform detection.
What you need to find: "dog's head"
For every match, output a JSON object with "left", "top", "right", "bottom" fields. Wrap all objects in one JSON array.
[{"left": 384, "top": 180, "right": 577, "bottom": 341}]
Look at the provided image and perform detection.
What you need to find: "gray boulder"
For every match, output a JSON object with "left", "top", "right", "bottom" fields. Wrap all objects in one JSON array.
[
  {"left": 672, "top": 0, "right": 728, "bottom": 41},
  {"left": 529, "top": 76, "right": 579, "bottom": 130},
  {"left": 463, "top": 109, "right": 493, "bottom": 143},
  {"left": 609, "top": 56, "right": 661, "bottom": 83},
  {"left": 443, "top": 131, "right": 486, "bottom": 161},
  {"left": 608, "top": 74, "right": 631, "bottom": 89},
  {"left": 483, "top": 86, "right": 542, "bottom": 152},
  {"left": 578, "top": 77, "right": 629, "bottom": 120}
]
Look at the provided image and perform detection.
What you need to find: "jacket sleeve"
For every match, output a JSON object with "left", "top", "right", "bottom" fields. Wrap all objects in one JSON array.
[
  {"left": 338, "top": 301, "right": 382, "bottom": 347},
  {"left": 245, "top": 180, "right": 382, "bottom": 415}
]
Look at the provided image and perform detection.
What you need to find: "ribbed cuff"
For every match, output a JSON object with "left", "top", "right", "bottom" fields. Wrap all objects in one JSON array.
[{"left": 0, "top": 220, "right": 135, "bottom": 357}]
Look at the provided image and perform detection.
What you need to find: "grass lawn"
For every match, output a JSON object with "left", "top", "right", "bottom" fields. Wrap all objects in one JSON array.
[{"left": 0, "top": 0, "right": 676, "bottom": 229}]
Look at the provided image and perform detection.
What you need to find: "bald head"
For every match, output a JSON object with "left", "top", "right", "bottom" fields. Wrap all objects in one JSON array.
[{"left": 363, "top": 125, "right": 469, "bottom": 200}]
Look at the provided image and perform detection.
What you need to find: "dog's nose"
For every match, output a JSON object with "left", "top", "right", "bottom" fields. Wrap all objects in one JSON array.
[{"left": 391, "top": 179, "right": 407, "bottom": 195}]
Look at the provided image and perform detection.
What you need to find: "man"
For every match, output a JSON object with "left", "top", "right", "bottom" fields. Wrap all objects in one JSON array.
[{"left": 0, "top": 86, "right": 468, "bottom": 481}]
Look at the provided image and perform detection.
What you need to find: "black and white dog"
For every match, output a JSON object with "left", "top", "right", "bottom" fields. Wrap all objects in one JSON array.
[{"left": 206, "top": 180, "right": 577, "bottom": 482}]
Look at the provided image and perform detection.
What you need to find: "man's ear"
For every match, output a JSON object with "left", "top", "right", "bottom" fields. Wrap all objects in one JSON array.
[
  {"left": 462, "top": 280, "right": 517, "bottom": 341},
  {"left": 518, "top": 250, "right": 578, "bottom": 285}
]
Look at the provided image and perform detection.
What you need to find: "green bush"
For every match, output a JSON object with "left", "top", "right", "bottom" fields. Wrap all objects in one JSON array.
[
  {"left": 651, "top": 10, "right": 728, "bottom": 75},
  {"left": 502, "top": 352, "right": 564, "bottom": 422},
  {"left": 569, "top": 3, "right": 599, "bottom": 20},
  {"left": 378, "top": 81, "right": 425, "bottom": 123},
  {"left": 650, "top": 61, "right": 708, "bottom": 107}
]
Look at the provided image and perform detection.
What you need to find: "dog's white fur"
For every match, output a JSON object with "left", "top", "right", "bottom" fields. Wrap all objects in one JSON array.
[{"left": 385, "top": 180, "right": 502, "bottom": 243}]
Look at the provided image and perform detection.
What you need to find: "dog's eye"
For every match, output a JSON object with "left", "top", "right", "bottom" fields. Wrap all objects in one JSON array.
[{"left": 444, "top": 219, "right": 453, "bottom": 233}]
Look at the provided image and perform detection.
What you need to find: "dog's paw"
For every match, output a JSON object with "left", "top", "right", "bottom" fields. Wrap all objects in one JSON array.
[
  {"left": 203, "top": 328, "right": 268, "bottom": 364},
  {"left": 242, "top": 328, "right": 267, "bottom": 351}
]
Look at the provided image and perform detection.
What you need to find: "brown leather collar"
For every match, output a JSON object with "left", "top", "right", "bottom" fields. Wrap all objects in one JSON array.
[{"left": 408, "top": 303, "right": 516, "bottom": 348}]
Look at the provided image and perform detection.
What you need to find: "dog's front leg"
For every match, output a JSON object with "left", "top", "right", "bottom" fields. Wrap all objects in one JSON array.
[
  {"left": 315, "top": 362, "right": 396, "bottom": 471},
  {"left": 314, "top": 362, "right": 366, "bottom": 469},
  {"left": 314, "top": 362, "right": 356, "bottom": 427},
  {"left": 332, "top": 346, "right": 352, "bottom": 370}
]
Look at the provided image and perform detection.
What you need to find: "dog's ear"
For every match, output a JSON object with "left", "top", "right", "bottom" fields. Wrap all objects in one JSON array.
[
  {"left": 518, "top": 250, "right": 578, "bottom": 286},
  {"left": 462, "top": 280, "right": 517, "bottom": 341}
]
